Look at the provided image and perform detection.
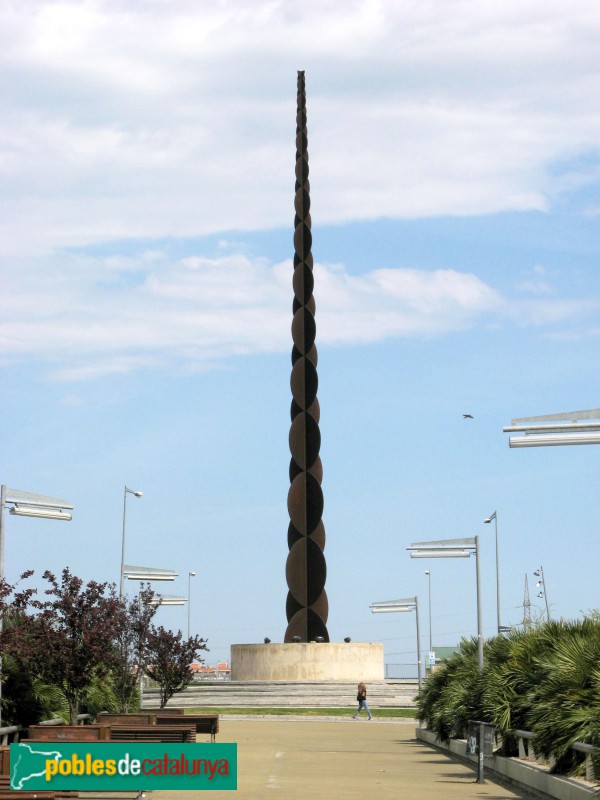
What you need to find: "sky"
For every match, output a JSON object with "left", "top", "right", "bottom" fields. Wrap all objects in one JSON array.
[{"left": 1, "top": 0, "right": 599, "bottom": 674}]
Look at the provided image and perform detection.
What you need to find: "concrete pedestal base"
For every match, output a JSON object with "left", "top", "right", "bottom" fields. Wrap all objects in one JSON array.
[{"left": 231, "top": 642, "right": 384, "bottom": 681}]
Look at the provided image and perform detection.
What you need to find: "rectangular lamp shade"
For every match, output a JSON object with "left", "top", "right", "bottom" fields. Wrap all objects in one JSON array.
[
  {"left": 10, "top": 506, "right": 72, "bottom": 521},
  {"left": 410, "top": 551, "right": 471, "bottom": 558},
  {"left": 371, "top": 606, "right": 414, "bottom": 613},
  {"left": 147, "top": 596, "right": 186, "bottom": 606},
  {"left": 504, "top": 422, "right": 600, "bottom": 434},
  {"left": 510, "top": 433, "right": 600, "bottom": 447}
]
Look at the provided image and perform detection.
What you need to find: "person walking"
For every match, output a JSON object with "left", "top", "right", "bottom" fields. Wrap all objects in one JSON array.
[{"left": 353, "top": 681, "right": 372, "bottom": 720}]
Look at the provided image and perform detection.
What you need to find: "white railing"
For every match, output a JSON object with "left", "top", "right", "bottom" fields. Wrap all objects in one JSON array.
[
  {"left": 0, "top": 724, "right": 22, "bottom": 745},
  {"left": 513, "top": 729, "right": 597, "bottom": 782},
  {"left": 0, "top": 713, "right": 92, "bottom": 744}
]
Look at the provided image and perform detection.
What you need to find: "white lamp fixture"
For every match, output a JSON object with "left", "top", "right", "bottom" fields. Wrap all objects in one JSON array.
[
  {"left": 123, "top": 565, "right": 178, "bottom": 582},
  {"left": 409, "top": 550, "right": 471, "bottom": 558},
  {"left": 504, "top": 409, "right": 600, "bottom": 447},
  {"left": 407, "top": 537, "right": 483, "bottom": 671},
  {"left": 146, "top": 594, "right": 187, "bottom": 607},
  {"left": 1, "top": 486, "right": 74, "bottom": 580},
  {"left": 370, "top": 596, "right": 422, "bottom": 689},
  {"left": 10, "top": 505, "right": 72, "bottom": 520},
  {"left": 0, "top": 485, "right": 73, "bottom": 729}
]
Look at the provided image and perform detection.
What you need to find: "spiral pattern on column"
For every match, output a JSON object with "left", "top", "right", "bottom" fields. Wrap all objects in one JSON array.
[{"left": 284, "top": 71, "right": 329, "bottom": 643}]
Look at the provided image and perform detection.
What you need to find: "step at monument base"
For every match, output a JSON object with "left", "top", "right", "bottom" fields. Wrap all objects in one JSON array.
[{"left": 143, "top": 680, "right": 418, "bottom": 709}]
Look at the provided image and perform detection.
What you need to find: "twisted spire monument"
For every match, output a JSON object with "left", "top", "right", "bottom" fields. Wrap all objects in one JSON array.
[
  {"left": 230, "top": 73, "right": 383, "bottom": 678},
  {"left": 285, "top": 71, "right": 329, "bottom": 643}
]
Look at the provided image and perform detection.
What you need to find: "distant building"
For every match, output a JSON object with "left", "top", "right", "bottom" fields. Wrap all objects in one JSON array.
[
  {"left": 427, "top": 646, "right": 460, "bottom": 672},
  {"left": 190, "top": 661, "right": 231, "bottom": 680}
]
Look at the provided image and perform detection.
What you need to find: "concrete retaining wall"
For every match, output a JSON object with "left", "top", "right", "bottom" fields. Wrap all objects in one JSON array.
[
  {"left": 231, "top": 642, "right": 384, "bottom": 681},
  {"left": 416, "top": 727, "right": 595, "bottom": 800}
]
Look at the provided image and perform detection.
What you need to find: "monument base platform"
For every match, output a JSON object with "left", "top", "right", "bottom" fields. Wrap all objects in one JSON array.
[{"left": 231, "top": 642, "right": 384, "bottom": 681}]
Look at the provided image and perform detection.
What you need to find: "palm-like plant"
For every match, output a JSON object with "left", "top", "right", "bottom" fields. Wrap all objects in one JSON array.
[
  {"left": 524, "top": 619, "right": 600, "bottom": 775},
  {"left": 480, "top": 632, "right": 517, "bottom": 750},
  {"left": 81, "top": 673, "right": 124, "bottom": 718},
  {"left": 417, "top": 637, "right": 484, "bottom": 742},
  {"left": 480, "top": 626, "right": 553, "bottom": 754},
  {"left": 417, "top": 615, "right": 600, "bottom": 792}
]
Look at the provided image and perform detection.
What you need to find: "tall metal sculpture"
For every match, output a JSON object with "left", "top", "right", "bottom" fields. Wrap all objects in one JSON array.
[{"left": 285, "top": 71, "right": 329, "bottom": 643}]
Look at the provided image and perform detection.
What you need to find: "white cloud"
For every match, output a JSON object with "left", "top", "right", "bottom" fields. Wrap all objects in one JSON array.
[
  {"left": 510, "top": 297, "right": 599, "bottom": 327},
  {"left": 516, "top": 280, "right": 554, "bottom": 295},
  {"left": 1, "top": 1, "right": 597, "bottom": 380},
  {"left": 1, "top": 0, "right": 599, "bottom": 254},
  {"left": 2, "top": 248, "right": 597, "bottom": 381}
]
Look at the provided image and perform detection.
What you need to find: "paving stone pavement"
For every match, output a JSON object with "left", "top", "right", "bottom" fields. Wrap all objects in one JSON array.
[{"left": 155, "top": 717, "right": 540, "bottom": 800}]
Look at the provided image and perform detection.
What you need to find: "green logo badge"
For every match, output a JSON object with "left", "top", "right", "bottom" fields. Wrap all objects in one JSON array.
[{"left": 10, "top": 743, "right": 237, "bottom": 791}]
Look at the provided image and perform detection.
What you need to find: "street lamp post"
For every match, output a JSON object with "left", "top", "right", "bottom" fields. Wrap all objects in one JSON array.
[
  {"left": 1, "top": 486, "right": 73, "bottom": 582},
  {"left": 370, "top": 596, "right": 422, "bottom": 690},
  {"left": 120, "top": 486, "right": 142, "bottom": 597},
  {"left": 188, "top": 571, "right": 196, "bottom": 639},
  {"left": 483, "top": 511, "right": 502, "bottom": 634},
  {"left": 534, "top": 566, "right": 551, "bottom": 620},
  {"left": 408, "top": 536, "right": 486, "bottom": 783},
  {"left": 504, "top": 409, "right": 599, "bottom": 625},
  {"left": 424, "top": 570, "right": 432, "bottom": 653},
  {"left": 0, "top": 485, "right": 73, "bottom": 728},
  {"left": 135, "top": 584, "right": 183, "bottom": 709},
  {"left": 407, "top": 537, "right": 483, "bottom": 671}
]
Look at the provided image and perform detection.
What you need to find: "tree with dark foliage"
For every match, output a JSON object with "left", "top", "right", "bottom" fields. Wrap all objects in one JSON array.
[
  {"left": 145, "top": 626, "right": 208, "bottom": 708},
  {"left": 112, "top": 584, "right": 159, "bottom": 712},
  {"left": 0, "top": 572, "right": 39, "bottom": 726},
  {"left": 12, "top": 569, "right": 121, "bottom": 724}
]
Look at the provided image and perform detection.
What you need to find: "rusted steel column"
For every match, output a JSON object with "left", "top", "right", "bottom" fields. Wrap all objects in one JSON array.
[{"left": 285, "top": 71, "right": 329, "bottom": 643}]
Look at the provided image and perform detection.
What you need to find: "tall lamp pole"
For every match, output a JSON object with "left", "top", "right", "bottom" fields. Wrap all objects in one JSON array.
[
  {"left": 534, "top": 566, "right": 551, "bottom": 620},
  {"left": 370, "top": 596, "right": 422, "bottom": 690},
  {"left": 408, "top": 537, "right": 483, "bottom": 671},
  {"left": 409, "top": 536, "right": 484, "bottom": 782},
  {"left": 120, "top": 485, "right": 142, "bottom": 597},
  {"left": 425, "top": 570, "right": 432, "bottom": 653},
  {"left": 0, "top": 485, "right": 73, "bottom": 728},
  {"left": 188, "top": 571, "right": 196, "bottom": 639},
  {"left": 483, "top": 511, "right": 501, "bottom": 634}
]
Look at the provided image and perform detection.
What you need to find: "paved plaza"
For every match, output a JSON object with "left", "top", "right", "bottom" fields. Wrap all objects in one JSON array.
[{"left": 156, "top": 717, "right": 538, "bottom": 800}]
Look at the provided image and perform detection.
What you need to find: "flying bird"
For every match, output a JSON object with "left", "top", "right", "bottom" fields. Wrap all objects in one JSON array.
[{"left": 463, "top": 413, "right": 474, "bottom": 419}]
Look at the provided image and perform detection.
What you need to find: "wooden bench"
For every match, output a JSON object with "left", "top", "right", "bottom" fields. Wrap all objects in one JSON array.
[
  {"left": 154, "top": 708, "right": 185, "bottom": 714},
  {"left": 98, "top": 713, "right": 156, "bottom": 726},
  {"left": 97, "top": 711, "right": 219, "bottom": 742},
  {"left": 26, "top": 726, "right": 108, "bottom": 742},
  {"left": 155, "top": 714, "right": 219, "bottom": 743},
  {"left": 106, "top": 724, "right": 195, "bottom": 743},
  {"left": 0, "top": 767, "right": 76, "bottom": 799},
  {"left": 0, "top": 791, "right": 76, "bottom": 800},
  {"left": 0, "top": 747, "right": 10, "bottom": 776}
]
